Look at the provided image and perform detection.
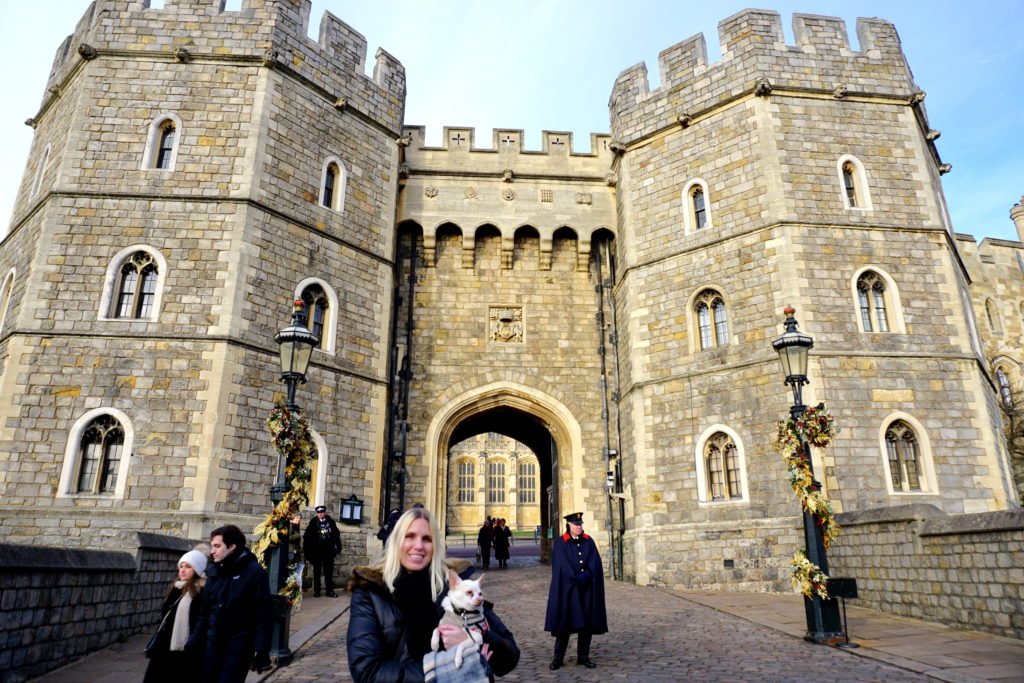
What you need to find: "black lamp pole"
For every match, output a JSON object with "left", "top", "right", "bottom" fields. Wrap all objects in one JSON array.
[
  {"left": 268, "top": 301, "right": 320, "bottom": 666},
  {"left": 772, "top": 307, "right": 844, "bottom": 644}
]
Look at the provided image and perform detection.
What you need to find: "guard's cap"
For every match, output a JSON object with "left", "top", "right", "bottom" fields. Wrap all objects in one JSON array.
[
  {"left": 315, "top": 505, "right": 327, "bottom": 513},
  {"left": 564, "top": 512, "right": 584, "bottom": 524}
]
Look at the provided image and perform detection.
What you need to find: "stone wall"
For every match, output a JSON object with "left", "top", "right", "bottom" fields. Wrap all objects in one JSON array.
[
  {"left": 0, "top": 533, "right": 195, "bottom": 683},
  {"left": 829, "top": 504, "right": 1024, "bottom": 639}
]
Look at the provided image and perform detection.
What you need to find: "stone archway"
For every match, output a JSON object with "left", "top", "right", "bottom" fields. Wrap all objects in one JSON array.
[{"left": 423, "top": 381, "right": 586, "bottom": 558}]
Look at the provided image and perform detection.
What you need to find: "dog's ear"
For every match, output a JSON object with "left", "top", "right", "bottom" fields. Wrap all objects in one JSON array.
[
  {"left": 448, "top": 569, "right": 460, "bottom": 589},
  {"left": 475, "top": 573, "right": 485, "bottom": 584}
]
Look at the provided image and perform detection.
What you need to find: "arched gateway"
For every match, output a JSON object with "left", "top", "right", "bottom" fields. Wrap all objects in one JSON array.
[{"left": 423, "top": 381, "right": 587, "bottom": 554}]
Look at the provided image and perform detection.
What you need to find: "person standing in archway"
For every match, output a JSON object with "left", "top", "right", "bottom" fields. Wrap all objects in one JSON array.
[
  {"left": 493, "top": 518, "right": 510, "bottom": 568},
  {"left": 544, "top": 512, "right": 607, "bottom": 669},
  {"left": 477, "top": 519, "right": 493, "bottom": 569}
]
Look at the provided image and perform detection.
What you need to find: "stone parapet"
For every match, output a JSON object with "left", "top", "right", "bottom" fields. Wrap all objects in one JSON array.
[
  {"left": 402, "top": 127, "right": 613, "bottom": 176},
  {"left": 830, "top": 505, "right": 1024, "bottom": 640},
  {"left": 40, "top": 0, "right": 404, "bottom": 133},
  {"left": 609, "top": 10, "right": 918, "bottom": 145},
  {"left": 0, "top": 533, "right": 196, "bottom": 682}
]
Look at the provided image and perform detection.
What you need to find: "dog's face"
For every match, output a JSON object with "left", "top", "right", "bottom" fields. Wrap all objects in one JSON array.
[{"left": 446, "top": 570, "right": 485, "bottom": 611}]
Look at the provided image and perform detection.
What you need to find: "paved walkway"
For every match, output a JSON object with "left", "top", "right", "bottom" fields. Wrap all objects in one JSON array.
[{"left": 30, "top": 553, "right": 1024, "bottom": 682}]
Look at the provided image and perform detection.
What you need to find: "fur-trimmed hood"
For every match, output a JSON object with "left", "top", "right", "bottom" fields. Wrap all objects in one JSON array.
[{"left": 346, "top": 557, "right": 474, "bottom": 593}]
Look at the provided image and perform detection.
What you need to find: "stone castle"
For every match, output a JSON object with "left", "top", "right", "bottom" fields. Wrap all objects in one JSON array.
[{"left": 1, "top": 0, "right": 1021, "bottom": 592}]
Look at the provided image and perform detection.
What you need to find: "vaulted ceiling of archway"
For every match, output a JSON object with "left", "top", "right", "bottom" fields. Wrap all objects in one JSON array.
[{"left": 449, "top": 406, "right": 553, "bottom": 461}]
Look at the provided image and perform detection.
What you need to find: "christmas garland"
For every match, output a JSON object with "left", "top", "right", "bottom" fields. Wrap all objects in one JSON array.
[
  {"left": 791, "top": 550, "right": 830, "bottom": 599},
  {"left": 776, "top": 405, "right": 839, "bottom": 598},
  {"left": 252, "top": 404, "right": 317, "bottom": 610}
]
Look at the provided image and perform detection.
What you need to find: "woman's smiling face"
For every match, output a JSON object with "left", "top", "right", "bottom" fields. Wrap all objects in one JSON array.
[{"left": 400, "top": 517, "right": 433, "bottom": 572}]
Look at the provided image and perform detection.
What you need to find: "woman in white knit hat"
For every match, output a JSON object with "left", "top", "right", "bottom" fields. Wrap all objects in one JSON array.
[{"left": 143, "top": 547, "right": 208, "bottom": 682}]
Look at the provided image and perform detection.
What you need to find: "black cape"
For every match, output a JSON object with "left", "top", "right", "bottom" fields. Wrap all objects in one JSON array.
[{"left": 544, "top": 533, "right": 608, "bottom": 634}]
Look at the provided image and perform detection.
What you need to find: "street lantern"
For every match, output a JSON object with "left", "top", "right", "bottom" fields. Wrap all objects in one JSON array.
[
  {"left": 265, "top": 301, "right": 320, "bottom": 667},
  {"left": 339, "top": 494, "right": 364, "bottom": 525},
  {"left": 771, "top": 307, "right": 843, "bottom": 644},
  {"left": 772, "top": 306, "right": 813, "bottom": 407},
  {"left": 275, "top": 300, "right": 320, "bottom": 410}
]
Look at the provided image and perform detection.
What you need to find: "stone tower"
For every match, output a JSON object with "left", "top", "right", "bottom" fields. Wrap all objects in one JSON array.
[
  {"left": 607, "top": 10, "right": 1015, "bottom": 587},
  {"left": 0, "top": 0, "right": 405, "bottom": 549}
]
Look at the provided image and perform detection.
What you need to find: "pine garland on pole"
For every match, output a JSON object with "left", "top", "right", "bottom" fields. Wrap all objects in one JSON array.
[
  {"left": 776, "top": 404, "right": 839, "bottom": 598},
  {"left": 253, "top": 403, "right": 317, "bottom": 610}
]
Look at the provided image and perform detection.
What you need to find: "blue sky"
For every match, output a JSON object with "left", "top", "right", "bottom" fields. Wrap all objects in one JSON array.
[{"left": 1, "top": 0, "right": 1021, "bottom": 241}]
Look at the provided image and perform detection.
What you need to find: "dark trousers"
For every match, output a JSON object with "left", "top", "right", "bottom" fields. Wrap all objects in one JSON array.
[
  {"left": 200, "top": 645, "right": 252, "bottom": 683},
  {"left": 553, "top": 630, "right": 592, "bottom": 663},
  {"left": 311, "top": 554, "right": 335, "bottom": 593},
  {"left": 479, "top": 545, "right": 491, "bottom": 568}
]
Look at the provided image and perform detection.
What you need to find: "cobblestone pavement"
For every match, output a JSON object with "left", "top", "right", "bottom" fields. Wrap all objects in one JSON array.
[{"left": 268, "top": 561, "right": 936, "bottom": 682}]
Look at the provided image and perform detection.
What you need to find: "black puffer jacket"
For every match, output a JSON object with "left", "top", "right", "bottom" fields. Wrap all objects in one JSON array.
[
  {"left": 346, "top": 559, "right": 520, "bottom": 683},
  {"left": 189, "top": 549, "right": 272, "bottom": 655}
]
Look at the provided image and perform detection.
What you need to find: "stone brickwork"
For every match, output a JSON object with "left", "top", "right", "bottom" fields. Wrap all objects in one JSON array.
[
  {"left": 829, "top": 505, "right": 1024, "bottom": 639},
  {"left": 0, "top": 533, "right": 195, "bottom": 683},
  {"left": 956, "top": 232, "right": 1024, "bottom": 501}
]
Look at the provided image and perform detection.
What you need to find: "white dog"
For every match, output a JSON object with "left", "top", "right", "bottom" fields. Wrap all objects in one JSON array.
[{"left": 430, "top": 570, "right": 487, "bottom": 668}]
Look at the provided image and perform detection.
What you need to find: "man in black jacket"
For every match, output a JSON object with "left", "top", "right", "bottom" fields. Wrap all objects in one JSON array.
[
  {"left": 303, "top": 505, "right": 342, "bottom": 597},
  {"left": 190, "top": 524, "right": 273, "bottom": 682}
]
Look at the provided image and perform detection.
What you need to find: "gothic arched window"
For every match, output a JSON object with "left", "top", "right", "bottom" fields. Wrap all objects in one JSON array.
[
  {"left": 112, "top": 251, "right": 159, "bottom": 319},
  {"left": 320, "top": 158, "right": 347, "bottom": 211},
  {"left": 857, "top": 271, "right": 890, "bottom": 332},
  {"left": 155, "top": 123, "right": 176, "bottom": 169},
  {"left": 75, "top": 414, "right": 125, "bottom": 494},
  {"left": 695, "top": 289, "right": 729, "bottom": 349},
  {"left": 682, "top": 179, "right": 711, "bottom": 233},
  {"left": 300, "top": 283, "right": 329, "bottom": 345},
  {"left": 0, "top": 268, "right": 14, "bottom": 333},
  {"left": 837, "top": 155, "right": 871, "bottom": 210},
  {"left": 518, "top": 460, "right": 536, "bottom": 503},
  {"left": 885, "top": 420, "right": 922, "bottom": 492},
  {"left": 842, "top": 163, "right": 857, "bottom": 207},
  {"left": 691, "top": 186, "right": 707, "bottom": 230},
  {"left": 30, "top": 144, "right": 51, "bottom": 198},
  {"left": 705, "top": 432, "right": 742, "bottom": 500},
  {"left": 487, "top": 460, "right": 505, "bottom": 503},
  {"left": 145, "top": 115, "right": 182, "bottom": 171},
  {"left": 986, "top": 299, "right": 1002, "bottom": 334},
  {"left": 457, "top": 460, "right": 475, "bottom": 503}
]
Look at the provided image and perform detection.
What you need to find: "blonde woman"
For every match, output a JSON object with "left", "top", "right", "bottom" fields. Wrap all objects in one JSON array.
[
  {"left": 346, "top": 507, "right": 520, "bottom": 682},
  {"left": 143, "top": 549, "right": 207, "bottom": 682}
]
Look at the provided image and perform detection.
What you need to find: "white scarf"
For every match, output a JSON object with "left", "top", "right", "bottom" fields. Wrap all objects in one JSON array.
[{"left": 169, "top": 580, "right": 194, "bottom": 651}]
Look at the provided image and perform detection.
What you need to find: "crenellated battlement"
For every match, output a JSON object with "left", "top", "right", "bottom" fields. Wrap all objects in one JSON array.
[
  {"left": 610, "top": 9, "right": 917, "bottom": 144},
  {"left": 40, "top": 0, "right": 405, "bottom": 131},
  {"left": 402, "top": 126, "right": 613, "bottom": 177}
]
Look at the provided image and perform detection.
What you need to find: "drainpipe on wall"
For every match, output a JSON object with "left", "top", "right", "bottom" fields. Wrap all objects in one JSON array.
[
  {"left": 602, "top": 238, "right": 627, "bottom": 579},
  {"left": 594, "top": 239, "right": 620, "bottom": 580}
]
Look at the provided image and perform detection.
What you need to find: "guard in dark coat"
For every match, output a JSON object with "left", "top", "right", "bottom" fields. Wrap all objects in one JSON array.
[
  {"left": 544, "top": 512, "right": 607, "bottom": 670},
  {"left": 304, "top": 504, "right": 342, "bottom": 597}
]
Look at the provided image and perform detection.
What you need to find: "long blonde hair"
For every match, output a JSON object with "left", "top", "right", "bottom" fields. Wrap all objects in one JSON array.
[{"left": 380, "top": 507, "right": 447, "bottom": 601}]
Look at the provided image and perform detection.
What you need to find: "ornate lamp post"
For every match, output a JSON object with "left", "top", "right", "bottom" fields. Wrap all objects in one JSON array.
[
  {"left": 268, "top": 301, "right": 320, "bottom": 665},
  {"left": 771, "top": 307, "right": 843, "bottom": 644}
]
